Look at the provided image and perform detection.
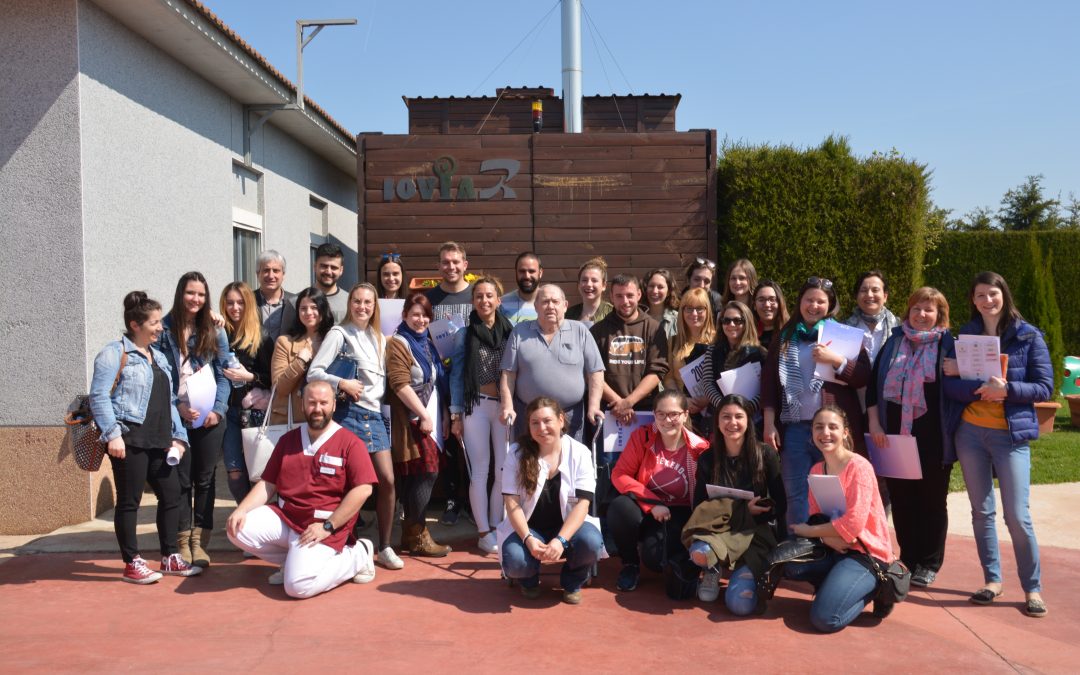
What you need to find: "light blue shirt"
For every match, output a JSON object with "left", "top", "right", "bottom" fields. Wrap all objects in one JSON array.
[{"left": 500, "top": 291, "right": 537, "bottom": 325}]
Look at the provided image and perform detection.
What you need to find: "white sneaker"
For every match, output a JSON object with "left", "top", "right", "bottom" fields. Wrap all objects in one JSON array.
[
  {"left": 267, "top": 567, "right": 284, "bottom": 585},
  {"left": 477, "top": 531, "right": 499, "bottom": 555},
  {"left": 353, "top": 539, "right": 376, "bottom": 584},
  {"left": 698, "top": 570, "right": 720, "bottom": 602},
  {"left": 377, "top": 545, "right": 405, "bottom": 570}
]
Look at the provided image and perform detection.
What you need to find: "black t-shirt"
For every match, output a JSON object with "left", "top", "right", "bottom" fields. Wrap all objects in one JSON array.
[
  {"left": 528, "top": 473, "right": 563, "bottom": 535},
  {"left": 424, "top": 285, "right": 473, "bottom": 324},
  {"left": 122, "top": 361, "right": 172, "bottom": 450}
]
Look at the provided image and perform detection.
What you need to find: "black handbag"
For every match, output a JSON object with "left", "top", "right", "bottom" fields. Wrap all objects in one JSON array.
[{"left": 854, "top": 543, "right": 912, "bottom": 606}]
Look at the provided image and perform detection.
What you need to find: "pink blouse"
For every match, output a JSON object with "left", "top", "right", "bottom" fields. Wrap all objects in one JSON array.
[{"left": 809, "top": 454, "right": 894, "bottom": 563}]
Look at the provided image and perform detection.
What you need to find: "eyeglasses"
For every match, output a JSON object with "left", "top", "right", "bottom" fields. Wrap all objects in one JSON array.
[
  {"left": 655, "top": 411, "right": 686, "bottom": 422},
  {"left": 683, "top": 306, "right": 708, "bottom": 314},
  {"left": 694, "top": 257, "right": 717, "bottom": 270},
  {"left": 807, "top": 276, "right": 833, "bottom": 291},
  {"left": 721, "top": 316, "right": 746, "bottom": 326},
  {"left": 755, "top": 296, "right": 779, "bottom": 305},
  {"left": 381, "top": 252, "right": 401, "bottom": 262}
]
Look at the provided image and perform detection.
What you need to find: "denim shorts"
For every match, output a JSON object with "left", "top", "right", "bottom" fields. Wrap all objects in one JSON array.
[{"left": 334, "top": 404, "right": 391, "bottom": 453}]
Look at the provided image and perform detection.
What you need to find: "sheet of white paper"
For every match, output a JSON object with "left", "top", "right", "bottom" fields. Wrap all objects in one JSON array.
[
  {"left": 717, "top": 361, "right": 762, "bottom": 400},
  {"left": 186, "top": 363, "right": 216, "bottom": 429},
  {"left": 602, "top": 412, "right": 655, "bottom": 455},
  {"left": 705, "top": 484, "right": 756, "bottom": 500},
  {"left": 955, "top": 334, "right": 1001, "bottom": 382},
  {"left": 429, "top": 316, "right": 465, "bottom": 360},
  {"left": 808, "top": 474, "right": 847, "bottom": 518},
  {"left": 678, "top": 353, "right": 709, "bottom": 398},
  {"left": 378, "top": 299, "right": 405, "bottom": 337},
  {"left": 864, "top": 433, "right": 923, "bottom": 480},
  {"left": 814, "top": 321, "right": 866, "bottom": 383}
]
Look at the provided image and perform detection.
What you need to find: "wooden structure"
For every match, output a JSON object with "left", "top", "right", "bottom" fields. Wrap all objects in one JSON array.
[{"left": 359, "top": 88, "right": 716, "bottom": 293}]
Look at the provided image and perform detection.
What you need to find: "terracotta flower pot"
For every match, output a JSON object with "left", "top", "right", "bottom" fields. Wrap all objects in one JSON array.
[
  {"left": 1034, "top": 401, "right": 1061, "bottom": 435},
  {"left": 1067, "top": 395, "right": 1080, "bottom": 428}
]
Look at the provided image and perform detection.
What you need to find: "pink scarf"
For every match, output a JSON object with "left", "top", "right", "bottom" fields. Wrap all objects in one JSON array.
[{"left": 883, "top": 322, "right": 946, "bottom": 434}]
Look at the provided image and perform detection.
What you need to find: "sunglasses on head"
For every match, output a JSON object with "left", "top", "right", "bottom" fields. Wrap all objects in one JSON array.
[
  {"left": 807, "top": 276, "right": 834, "bottom": 291},
  {"left": 381, "top": 252, "right": 401, "bottom": 262},
  {"left": 721, "top": 316, "right": 746, "bottom": 325},
  {"left": 694, "top": 257, "right": 717, "bottom": 270}
]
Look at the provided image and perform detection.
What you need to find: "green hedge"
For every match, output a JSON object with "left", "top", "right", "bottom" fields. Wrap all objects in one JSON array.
[
  {"left": 924, "top": 230, "right": 1080, "bottom": 388},
  {"left": 716, "top": 137, "right": 928, "bottom": 318}
]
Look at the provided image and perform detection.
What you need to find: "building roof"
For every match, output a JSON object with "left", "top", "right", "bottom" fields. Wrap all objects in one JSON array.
[{"left": 90, "top": 0, "right": 357, "bottom": 176}]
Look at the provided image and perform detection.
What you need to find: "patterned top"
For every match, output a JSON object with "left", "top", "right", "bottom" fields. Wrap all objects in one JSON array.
[{"left": 476, "top": 340, "right": 503, "bottom": 387}]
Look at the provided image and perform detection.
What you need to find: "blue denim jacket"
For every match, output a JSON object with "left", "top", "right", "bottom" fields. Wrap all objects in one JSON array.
[
  {"left": 88, "top": 336, "right": 188, "bottom": 444},
  {"left": 156, "top": 315, "right": 232, "bottom": 419}
]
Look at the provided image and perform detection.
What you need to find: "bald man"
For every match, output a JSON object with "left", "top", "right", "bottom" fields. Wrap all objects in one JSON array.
[
  {"left": 499, "top": 284, "right": 605, "bottom": 441},
  {"left": 227, "top": 381, "right": 378, "bottom": 598}
]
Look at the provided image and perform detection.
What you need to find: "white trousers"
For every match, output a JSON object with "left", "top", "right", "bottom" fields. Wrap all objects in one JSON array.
[
  {"left": 227, "top": 505, "right": 368, "bottom": 599},
  {"left": 463, "top": 396, "right": 509, "bottom": 533}
]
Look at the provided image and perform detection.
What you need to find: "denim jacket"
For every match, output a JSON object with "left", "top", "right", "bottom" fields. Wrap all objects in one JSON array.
[
  {"left": 88, "top": 336, "right": 188, "bottom": 445},
  {"left": 157, "top": 315, "right": 232, "bottom": 419}
]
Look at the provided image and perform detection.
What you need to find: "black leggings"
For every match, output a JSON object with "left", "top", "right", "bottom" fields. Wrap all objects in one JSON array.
[
  {"left": 887, "top": 461, "right": 953, "bottom": 572},
  {"left": 177, "top": 419, "right": 226, "bottom": 531},
  {"left": 110, "top": 446, "right": 180, "bottom": 563},
  {"left": 400, "top": 472, "right": 437, "bottom": 528},
  {"left": 607, "top": 494, "right": 691, "bottom": 570}
]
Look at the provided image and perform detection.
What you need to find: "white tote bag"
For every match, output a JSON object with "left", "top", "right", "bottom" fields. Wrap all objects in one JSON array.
[{"left": 242, "top": 383, "right": 294, "bottom": 481}]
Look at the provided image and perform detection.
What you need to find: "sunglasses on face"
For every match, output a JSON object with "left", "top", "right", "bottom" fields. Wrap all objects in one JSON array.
[
  {"left": 381, "top": 252, "right": 401, "bottom": 262},
  {"left": 721, "top": 316, "right": 746, "bottom": 326},
  {"left": 694, "top": 257, "right": 717, "bottom": 270},
  {"left": 807, "top": 276, "right": 834, "bottom": 291}
]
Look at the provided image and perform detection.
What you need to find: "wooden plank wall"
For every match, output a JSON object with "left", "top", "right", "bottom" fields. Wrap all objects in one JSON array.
[
  {"left": 360, "top": 131, "right": 716, "bottom": 298},
  {"left": 407, "top": 96, "right": 679, "bottom": 135}
]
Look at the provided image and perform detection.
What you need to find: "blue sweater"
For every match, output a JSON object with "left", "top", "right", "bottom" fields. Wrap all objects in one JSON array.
[{"left": 942, "top": 317, "right": 1053, "bottom": 455}]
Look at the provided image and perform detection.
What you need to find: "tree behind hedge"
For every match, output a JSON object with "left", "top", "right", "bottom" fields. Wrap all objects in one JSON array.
[{"left": 716, "top": 136, "right": 928, "bottom": 318}]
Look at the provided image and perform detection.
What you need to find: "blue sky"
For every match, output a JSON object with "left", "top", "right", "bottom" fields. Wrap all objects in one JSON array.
[{"left": 207, "top": 0, "right": 1079, "bottom": 218}]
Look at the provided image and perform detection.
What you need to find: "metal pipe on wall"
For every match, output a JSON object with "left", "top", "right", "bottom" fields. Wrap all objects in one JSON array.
[{"left": 561, "top": 0, "right": 582, "bottom": 133}]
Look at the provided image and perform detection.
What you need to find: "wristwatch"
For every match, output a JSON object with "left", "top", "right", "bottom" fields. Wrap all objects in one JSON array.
[
  {"left": 555, "top": 535, "right": 570, "bottom": 550},
  {"left": 322, "top": 520, "right": 335, "bottom": 534},
  {"left": 450, "top": 413, "right": 461, "bottom": 422}
]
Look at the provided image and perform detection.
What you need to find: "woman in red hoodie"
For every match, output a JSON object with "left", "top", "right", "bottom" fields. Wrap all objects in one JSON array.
[{"left": 609, "top": 389, "right": 710, "bottom": 594}]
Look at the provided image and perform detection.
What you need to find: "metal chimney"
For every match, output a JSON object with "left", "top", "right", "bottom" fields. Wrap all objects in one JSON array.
[{"left": 561, "top": 0, "right": 582, "bottom": 133}]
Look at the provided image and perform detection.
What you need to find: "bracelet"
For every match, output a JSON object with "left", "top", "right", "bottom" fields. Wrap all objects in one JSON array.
[
  {"left": 555, "top": 535, "right": 570, "bottom": 549},
  {"left": 523, "top": 533, "right": 533, "bottom": 545}
]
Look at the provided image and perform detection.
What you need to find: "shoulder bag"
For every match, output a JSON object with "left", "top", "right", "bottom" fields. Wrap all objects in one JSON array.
[
  {"left": 242, "top": 381, "right": 295, "bottom": 481},
  {"left": 65, "top": 341, "right": 128, "bottom": 472}
]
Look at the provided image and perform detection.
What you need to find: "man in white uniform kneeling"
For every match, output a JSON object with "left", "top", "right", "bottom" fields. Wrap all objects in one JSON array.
[{"left": 227, "top": 381, "right": 377, "bottom": 598}]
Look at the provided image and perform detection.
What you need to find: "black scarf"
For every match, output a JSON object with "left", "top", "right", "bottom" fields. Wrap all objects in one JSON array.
[{"left": 463, "top": 309, "right": 513, "bottom": 415}]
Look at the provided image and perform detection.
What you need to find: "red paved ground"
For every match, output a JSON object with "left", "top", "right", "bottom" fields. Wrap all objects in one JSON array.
[{"left": 0, "top": 535, "right": 1077, "bottom": 673}]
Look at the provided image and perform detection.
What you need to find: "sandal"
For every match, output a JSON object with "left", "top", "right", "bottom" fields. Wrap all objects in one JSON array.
[
  {"left": 1025, "top": 598, "right": 1048, "bottom": 618},
  {"left": 969, "top": 587, "right": 1003, "bottom": 605}
]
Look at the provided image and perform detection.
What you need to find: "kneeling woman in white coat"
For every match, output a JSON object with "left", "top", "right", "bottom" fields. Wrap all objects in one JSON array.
[{"left": 499, "top": 396, "right": 606, "bottom": 604}]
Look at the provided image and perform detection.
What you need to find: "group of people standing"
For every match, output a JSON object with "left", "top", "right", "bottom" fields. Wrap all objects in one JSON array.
[{"left": 88, "top": 242, "right": 1053, "bottom": 627}]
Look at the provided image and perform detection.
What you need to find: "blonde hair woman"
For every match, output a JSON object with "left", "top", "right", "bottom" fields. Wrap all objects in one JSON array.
[{"left": 664, "top": 288, "right": 716, "bottom": 432}]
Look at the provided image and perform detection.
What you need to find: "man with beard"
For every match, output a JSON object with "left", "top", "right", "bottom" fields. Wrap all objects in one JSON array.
[
  {"left": 591, "top": 274, "right": 670, "bottom": 425},
  {"left": 500, "top": 252, "right": 543, "bottom": 325},
  {"left": 226, "top": 381, "right": 378, "bottom": 598},
  {"left": 314, "top": 243, "right": 347, "bottom": 323}
]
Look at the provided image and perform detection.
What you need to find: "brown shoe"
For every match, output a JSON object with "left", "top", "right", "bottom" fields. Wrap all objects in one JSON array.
[
  {"left": 190, "top": 527, "right": 211, "bottom": 568},
  {"left": 400, "top": 523, "right": 422, "bottom": 552},
  {"left": 411, "top": 526, "right": 451, "bottom": 557},
  {"left": 177, "top": 530, "right": 193, "bottom": 564}
]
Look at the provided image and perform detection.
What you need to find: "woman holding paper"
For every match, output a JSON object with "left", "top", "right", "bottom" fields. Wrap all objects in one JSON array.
[
  {"left": 158, "top": 271, "right": 231, "bottom": 567},
  {"left": 89, "top": 291, "right": 199, "bottom": 583},
  {"left": 943, "top": 271, "right": 1052, "bottom": 617},
  {"left": 308, "top": 283, "right": 402, "bottom": 570},
  {"left": 687, "top": 394, "right": 785, "bottom": 610},
  {"left": 449, "top": 276, "right": 514, "bottom": 555},
  {"left": 609, "top": 390, "right": 710, "bottom": 595},
  {"left": 761, "top": 277, "right": 871, "bottom": 531},
  {"left": 664, "top": 288, "right": 717, "bottom": 434},
  {"left": 867, "top": 287, "right": 961, "bottom": 588},
  {"left": 270, "top": 288, "right": 334, "bottom": 425},
  {"left": 701, "top": 301, "right": 768, "bottom": 420},
  {"left": 386, "top": 291, "right": 452, "bottom": 557},
  {"left": 786, "top": 406, "right": 896, "bottom": 632},
  {"left": 218, "top": 281, "right": 275, "bottom": 503},
  {"left": 752, "top": 279, "right": 789, "bottom": 350}
]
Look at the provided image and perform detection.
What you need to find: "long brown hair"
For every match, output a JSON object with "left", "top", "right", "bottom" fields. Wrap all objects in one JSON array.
[
  {"left": 169, "top": 271, "right": 218, "bottom": 360},
  {"left": 515, "top": 397, "right": 565, "bottom": 496},
  {"left": 711, "top": 394, "right": 766, "bottom": 492},
  {"left": 968, "top": 271, "right": 1023, "bottom": 336}
]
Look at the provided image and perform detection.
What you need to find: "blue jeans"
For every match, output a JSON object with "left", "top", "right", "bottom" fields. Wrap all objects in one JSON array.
[
  {"left": 501, "top": 523, "right": 603, "bottom": 593},
  {"left": 786, "top": 551, "right": 879, "bottom": 633},
  {"left": 780, "top": 421, "right": 821, "bottom": 533},
  {"left": 222, "top": 406, "right": 249, "bottom": 503},
  {"left": 955, "top": 422, "right": 1041, "bottom": 592},
  {"left": 335, "top": 404, "right": 391, "bottom": 453},
  {"left": 725, "top": 565, "right": 758, "bottom": 616}
]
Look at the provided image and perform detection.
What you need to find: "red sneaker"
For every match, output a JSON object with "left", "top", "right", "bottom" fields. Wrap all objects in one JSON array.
[
  {"left": 122, "top": 557, "right": 163, "bottom": 584},
  {"left": 160, "top": 553, "right": 202, "bottom": 577}
]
